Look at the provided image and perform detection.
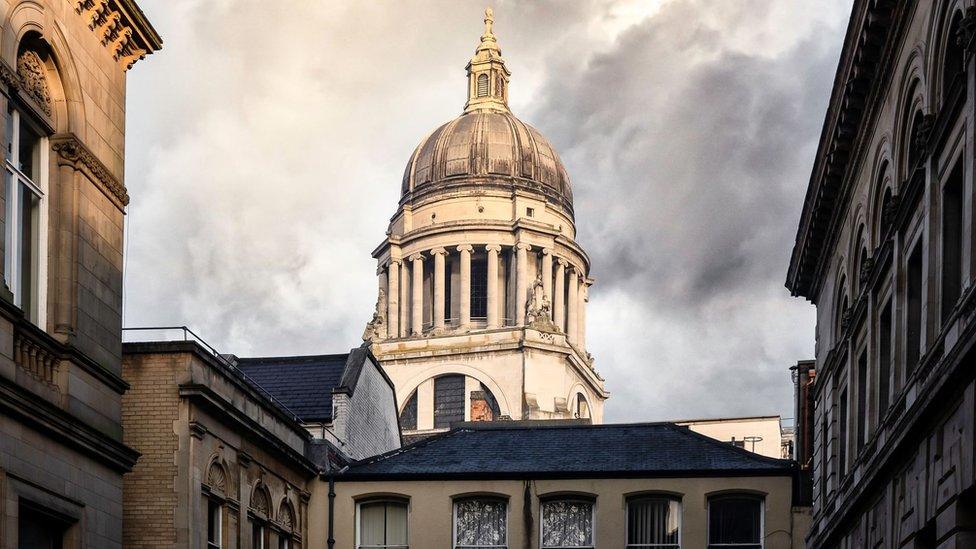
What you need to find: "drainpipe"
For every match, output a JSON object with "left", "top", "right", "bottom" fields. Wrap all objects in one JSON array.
[{"left": 328, "top": 465, "right": 349, "bottom": 549}]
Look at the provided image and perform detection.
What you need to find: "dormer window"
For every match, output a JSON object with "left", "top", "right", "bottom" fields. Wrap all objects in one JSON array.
[
  {"left": 477, "top": 73, "right": 489, "bottom": 97},
  {"left": 4, "top": 105, "right": 46, "bottom": 324}
]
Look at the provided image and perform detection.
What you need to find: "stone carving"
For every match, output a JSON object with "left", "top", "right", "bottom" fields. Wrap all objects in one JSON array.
[
  {"left": 0, "top": 61, "right": 20, "bottom": 91},
  {"left": 859, "top": 255, "right": 874, "bottom": 289},
  {"left": 207, "top": 460, "right": 227, "bottom": 492},
  {"left": 959, "top": 8, "right": 976, "bottom": 54},
  {"left": 17, "top": 51, "right": 52, "bottom": 117},
  {"left": 279, "top": 500, "right": 295, "bottom": 530},
  {"left": 250, "top": 484, "right": 270, "bottom": 515},
  {"left": 75, "top": 0, "right": 150, "bottom": 70},
  {"left": 525, "top": 274, "right": 558, "bottom": 333},
  {"left": 362, "top": 288, "right": 386, "bottom": 342},
  {"left": 51, "top": 136, "right": 130, "bottom": 206}
]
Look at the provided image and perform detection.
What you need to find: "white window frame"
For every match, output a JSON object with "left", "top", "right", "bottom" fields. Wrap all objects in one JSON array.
[
  {"left": 705, "top": 495, "right": 765, "bottom": 549},
  {"left": 452, "top": 498, "right": 508, "bottom": 549},
  {"left": 207, "top": 499, "right": 222, "bottom": 549},
  {"left": 540, "top": 498, "right": 596, "bottom": 549},
  {"left": 625, "top": 496, "right": 681, "bottom": 549},
  {"left": 355, "top": 499, "right": 409, "bottom": 549},
  {"left": 4, "top": 107, "right": 47, "bottom": 327}
]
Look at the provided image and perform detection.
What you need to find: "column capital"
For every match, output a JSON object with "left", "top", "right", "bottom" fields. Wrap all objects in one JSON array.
[
  {"left": 389, "top": 258, "right": 403, "bottom": 266},
  {"left": 376, "top": 265, "right": 387, "bottom": 276},
  {"left": 430, "top": 247, "right": 448, "bottom": 256},
  {"left": 408, "top": 252, "right": 425, "bottom": 262},
  {"left": 557, "top": 258, "right": 569, "bottom": 267},
  {"left": 485, "top": 244, "right": 502, "bottom": 253},
  {"left": 541, "top": 247, "right": 554, "bottom": 256},
  {"left": 515, "top": 242, "right": 532, "bottom": 251},
  {"left": 456, "top": 244, "right": 474, "bottom": 253}
]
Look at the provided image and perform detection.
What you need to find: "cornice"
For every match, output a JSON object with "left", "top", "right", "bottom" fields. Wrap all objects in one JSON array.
[
  {"left": 50, "top": 133, "right": 129, "bottom": 208},
  {"left": 75, "top": 0, "right": 162, "bottom": 70},
  {"left": 787, "top": 0, "right": 907, "bottom": 299}
]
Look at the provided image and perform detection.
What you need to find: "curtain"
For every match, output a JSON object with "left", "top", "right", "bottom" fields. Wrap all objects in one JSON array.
[
  {"left": 541, "top": 500, "right": 593, "bottom": 547},
  {"left": 708, "top": 496, "right": 761, "bottom": 548},
  {"left": 627, "top": 498, "right": 680, "bottom": 548},
  {"left": 455, "top": 499, "right": 507, "bottom": 548},
  {"left": 360, "top": 502, "right": 408, "bottom": 548}
]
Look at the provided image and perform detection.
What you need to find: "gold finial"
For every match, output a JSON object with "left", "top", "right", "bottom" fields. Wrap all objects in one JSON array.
[{"left": 484, "top": 8, "right": 494, "bottom": 38}]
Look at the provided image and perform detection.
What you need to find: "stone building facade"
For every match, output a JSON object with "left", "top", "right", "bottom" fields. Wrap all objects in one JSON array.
[
  {"left": 0, "top": 1, "right": 158, "bottom": 548},
  {"left": 787, "top": 0, "right": 976, "bottom": 547},
  {"left": 364, "top": 9, "right": 608, "bottom": 437}
]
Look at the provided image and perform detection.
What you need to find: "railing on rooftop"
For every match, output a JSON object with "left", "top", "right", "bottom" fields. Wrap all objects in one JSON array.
[{"left": 122, "top": 326, "right": 305, "bottom": 425}]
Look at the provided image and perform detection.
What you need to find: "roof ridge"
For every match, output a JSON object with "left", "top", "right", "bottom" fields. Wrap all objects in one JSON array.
[
  {"left": 460, "top": 420, "right": 676, "bottom": 431},
  {"left": 346, "top": 428, "right": 469, "bottom": 469},
  {"left": 237, "top": 353, "right": 351, "bottom": 363},
  {"left": 666, "top": 423, "right": 792, "bottom": 466}
]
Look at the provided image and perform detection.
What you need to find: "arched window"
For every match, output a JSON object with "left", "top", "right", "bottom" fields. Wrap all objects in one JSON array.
[
  {"left": 434, "top": 374, "right": 465, "bottom": 428},
  {"left": 835, "top": 275, "right": 848, "bottom": 343},
  {"left": 400, "top": 391, "right": 418, "bottom": 431},
  {"left": 707, "top": 494, "right": 763, "bottom": 549},
  {"left": 454, "top": 497, "right": 507, "bottom": 549},
  {"left": 878, "top": 185, "right": 894, "bottom": 240},
  {"left": 574, "top": 393, "right": 590, "bottom": 420},
  {"left": 627, "top": 496, "right": 680, "bottom": 548},
  {"left": 542, "top": 498, "right": 595, "bottom": 548},
  {"left": 357, "top": 499, "right": 408, "bottom": 549},
  {"left": 477, "top": 73, "right": 489, "bottom": 97},
  {"left": 400, "top": 375, "right": 502, "bottom": 431},
  {"left": 942, "top": 10, "right": 967, "bottom": 103}
]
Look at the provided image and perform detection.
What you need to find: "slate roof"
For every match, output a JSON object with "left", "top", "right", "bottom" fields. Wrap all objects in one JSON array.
[
  {"left": 341, "top": 421, "right": 794, "bottom": 480},
  {"left": 236, "top": 354, "right": 349, "bottom": 422}
]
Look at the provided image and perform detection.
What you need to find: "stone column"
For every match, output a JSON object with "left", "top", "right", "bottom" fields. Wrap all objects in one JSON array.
[
  {"left": 579, "top": 280, "right": 588, "bottom": 349},
  {"left": 515, "top": 242, "right": 530, "bottom": 325},
  {"left": 541, "top": 248, "right": 553, "bottom": 317},
  {"left": 387, "top": 260, "right": 400, "bottom": 338},
  {"left": 554, "top": 259, "right": 566, "bottom": 332},
  {"left": 432, "top": 248, "right": 447, "bottom": 331},
  {"left": 399, "top": 260, "right": 409, "bottom": 337},
  {"left": 567, "top": 267, "right": 579, "bottom": 344},
  {"left": 457, "top": 245, "right": 473, "bottom": 329},
  {"left": 377, "top": 266, "right": 389, "bottom": 339},
  {"left": 486, "top": 245, "right": 501, "bottom": 328},
  {"left": 410, "top": 253, "right": 424, "bottom": 335}
]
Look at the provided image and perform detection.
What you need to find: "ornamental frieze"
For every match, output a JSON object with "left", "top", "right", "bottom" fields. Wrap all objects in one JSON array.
[
  {"left": 75, "top": 0, "right": 160, "bottom": 70},
  {"left": 51, "top": 135, "right": 130, "bottom": 207}
]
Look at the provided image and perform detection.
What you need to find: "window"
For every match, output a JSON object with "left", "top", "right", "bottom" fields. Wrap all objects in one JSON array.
[
  {"left": 838, "top": 383, "right": 849, "bottom": 476},
  {"left": 941, "top": 160, "right": 963, "bottom": 320},
  {"left": 252, "top": 522, "right": 266, "bottom": 549},
  {"left": 400, "top": 391, "right": 418, "bottom": 431},
  {"left": 906, "top": 242, "right": 924, "bottom": 371},
  {"left": 358, "top": 500, "right": 408, "bottom": 549},
  {"left": 4, "top": 106, "right": 45, "bottom": 323},
  {"left": 878, "top": 299, "right": 892, "bottom": 413},
  {"left": 434, "top": 375, "right": 465, "bottom": 429},
  {"left": 471, "top": 257, "right": 488, "bottom": 319},
  {"left": 856, "top": 350, "right": 868, "bottom": 449},
  {"left": 454, "top": 498, "right": 507, "bottom": 549},
  {"left": 18, "top": 503, "right": 68, "bottom": 549},
  {"left": 627, "top": 496, "right": 680, "bottom": 548},
  {"left": 526, "top": 207, "right": 535, "bottom": 217},
  {"left": 542, "top": 499, "right": 594, "bottom": 549},
  {"left": 278, "top": 537, "right": 290, "bottom": 549},
  {"left": 477, "top": 74, "right": 489, "bottom": 97},
  {"left": 574, "top": 393, "right": 590, "bottom": 420},
  {"left": 207, "top": 499, "right": 222, "bottom": 549},
  {"left": 707, "top": 495, "right": 763, "bottom": 549}
]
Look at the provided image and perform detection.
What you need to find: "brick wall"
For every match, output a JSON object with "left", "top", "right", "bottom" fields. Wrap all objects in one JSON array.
[{"left": 121, "top": 352, "right": 182, "bottom": 548}]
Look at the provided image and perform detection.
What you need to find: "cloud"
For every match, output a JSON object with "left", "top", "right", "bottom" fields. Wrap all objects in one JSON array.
[{"left": 123, "top": 0, "right": 851, "bottom": 422}]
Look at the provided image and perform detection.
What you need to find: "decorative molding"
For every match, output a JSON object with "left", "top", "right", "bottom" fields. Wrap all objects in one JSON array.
[
  {"left": 50, "top": 134, "right": 129, "bottom": 207},
  {"left": 0, "top": 59, "right": 20, "bottom": 91},
  {"left": 75, "top": 0, "right": 161, "bottom": 70},
  {"left": 189, "top": 421, "right": 207, "bottom": 439},
  {"left": 16, "top": 51, "right": 52, "bottom": 117},
  {"left": 207, "top": 460, "right": 227, "bottom": 492}
]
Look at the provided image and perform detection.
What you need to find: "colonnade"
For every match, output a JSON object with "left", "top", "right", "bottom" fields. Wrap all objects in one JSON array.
[{"left": 376, "top": 244, "right": 588, "bottom": 345}]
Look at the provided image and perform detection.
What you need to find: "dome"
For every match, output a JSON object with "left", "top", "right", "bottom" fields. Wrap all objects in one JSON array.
[{"left": 400, "top": 111, "right": 574, "bottom": 213}]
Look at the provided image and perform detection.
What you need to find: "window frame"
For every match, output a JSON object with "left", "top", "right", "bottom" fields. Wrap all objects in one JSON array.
[
  {"left": 705, "top": 494, "right": 765, "bottom": 549},
  {"left": 4, "top": 106, "right": 48, "bottom": 326},
  {"left": 625, "top": 494, "right": 681, "bottom": 549},
  {"left": 539, "top": 497, "right": 596, "bottom": 549},
  {"left": 356, "top": 498, "right": 409, "bottom": 549},
  {"left": 207, "top": 498, "right": 223, "bottom": 549},
  {"left": 452, "top": 496, "right": 508, "bottom": 549}
]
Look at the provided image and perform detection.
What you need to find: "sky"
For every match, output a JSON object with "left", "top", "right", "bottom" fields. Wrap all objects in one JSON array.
[{"left": 123, "top": 0, "right": 853, "bottom": 423}]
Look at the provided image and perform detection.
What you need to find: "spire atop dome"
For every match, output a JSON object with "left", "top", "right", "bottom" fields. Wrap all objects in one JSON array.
[{"left": 464, "top": 7, "right": 511, "bottom": 114}]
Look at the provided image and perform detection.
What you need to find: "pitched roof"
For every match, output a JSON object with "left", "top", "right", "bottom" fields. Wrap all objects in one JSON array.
[
  {"left": 340, "top": 421, "right": 793, "bottom": 480},
  {"left": 236, "top": 354, "right": 349, "bottom": 422}
]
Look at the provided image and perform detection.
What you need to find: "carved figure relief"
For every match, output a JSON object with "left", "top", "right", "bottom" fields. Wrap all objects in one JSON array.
[
  {"left": 525, "top": 274, "right": 558, "bottom": 333},
  {"left": 362, "top": 288, "right": 386, "bottom": 341},
  {"left": 17, "top": 50, "right": 52, "bottom": 117}
]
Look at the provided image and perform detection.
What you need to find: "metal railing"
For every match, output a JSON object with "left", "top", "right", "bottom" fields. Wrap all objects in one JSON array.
[{"left": 122, "top": 326, "right": 305, "bottom": 425}]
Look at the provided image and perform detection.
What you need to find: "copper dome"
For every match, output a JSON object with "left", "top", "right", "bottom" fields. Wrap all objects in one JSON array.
[{"left": 400, "top": 111, "right": 574, "bottom": 214}]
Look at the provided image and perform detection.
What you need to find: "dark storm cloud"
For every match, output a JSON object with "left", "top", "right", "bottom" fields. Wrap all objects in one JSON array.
[{"left": 122, "top": 0, "right": 850, "bottom": 423}]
